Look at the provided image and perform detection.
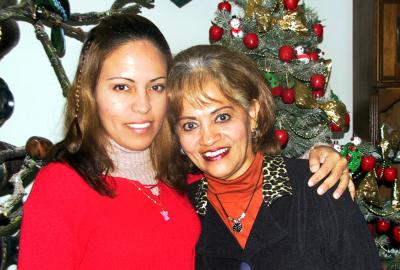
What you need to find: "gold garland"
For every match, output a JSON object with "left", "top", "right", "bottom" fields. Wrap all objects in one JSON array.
[{"left": 245, "top": 0, "right": 308, "bottom": 34}]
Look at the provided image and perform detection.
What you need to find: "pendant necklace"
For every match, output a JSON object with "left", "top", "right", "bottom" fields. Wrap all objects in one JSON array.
[
  {"left": 130, "top": 180, "right": 170, "bottom": 221},
  {"left": 213, "top": 172, "right": 261, "bottom": 233}
]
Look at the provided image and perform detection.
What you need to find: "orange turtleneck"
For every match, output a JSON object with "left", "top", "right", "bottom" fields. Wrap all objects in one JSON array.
[{"left": 206, "top": 152, "right": 264, "bottom": 249}]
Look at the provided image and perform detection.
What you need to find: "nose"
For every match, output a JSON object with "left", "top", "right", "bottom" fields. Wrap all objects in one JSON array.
[
  {"left": 131, "top": 90, "right": 151, "bottom": 114},
  {"left": 199, "top": 125, "right": 221, "bottom": 146}
]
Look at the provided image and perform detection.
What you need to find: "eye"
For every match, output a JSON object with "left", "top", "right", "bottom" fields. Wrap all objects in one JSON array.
[
  {"left": 150, "top": 84, "right": 165, "bottom": 93},
  {"left": 182, "top": 122, "right": 198, "bottom": 131},
  {"left": 113, "top": 84, "right": 129, "bottom": 91},
  {"left": 216, "top": 113, "right": 231, "bottom": 123}
]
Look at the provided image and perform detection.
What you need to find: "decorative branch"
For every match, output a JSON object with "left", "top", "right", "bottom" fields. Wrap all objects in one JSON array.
[
  {"left": 0, "top": 147, "right": 25, "bottom": 164},
  {"left": 33, "top": 21, "right": 71, "bottom": 96},
  {"left": 0, "top": 0, "right": 155, "bottom": 96}
]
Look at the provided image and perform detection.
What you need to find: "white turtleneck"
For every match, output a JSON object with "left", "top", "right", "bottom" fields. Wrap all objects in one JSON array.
[{"left": 107, "top": 139, "right": 159, "bottom": 195}]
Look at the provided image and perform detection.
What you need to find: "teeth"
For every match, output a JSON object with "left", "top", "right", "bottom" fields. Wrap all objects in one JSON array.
[
  {"left": 204, "top": 148, "right": 228, "bottom": 157},
  {"left": 128, "top": 122, "right": 150, "bottom": 129}
]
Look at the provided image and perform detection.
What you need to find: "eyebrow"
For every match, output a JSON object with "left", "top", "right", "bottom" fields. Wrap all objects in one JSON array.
[
  {"left": 106, "top": 76, "right": 167, "bottom": 82},
  {"left": 178, "top": 105, "right": 234, "bottom": 121}
]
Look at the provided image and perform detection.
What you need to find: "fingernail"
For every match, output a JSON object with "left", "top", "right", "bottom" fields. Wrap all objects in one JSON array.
[
  {"left": 333, "top": 192, "right": 339, "bottom": 199},
  {"left": 310, "top": 165, "right": 319, "bottom": 173},
  {"left": 317, "top": 187, "right": 324, "bottom": 195},
  {"left": 308, "top": 180, "right": 314, "bottom": 187}
]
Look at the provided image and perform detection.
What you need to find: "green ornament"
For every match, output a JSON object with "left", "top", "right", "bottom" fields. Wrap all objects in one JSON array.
[
  {"left": 264, "top": 72, "right": 279, "bottom": 88},
  {"left": 340, "top": 143, "right": 362, "bottom": 172}
]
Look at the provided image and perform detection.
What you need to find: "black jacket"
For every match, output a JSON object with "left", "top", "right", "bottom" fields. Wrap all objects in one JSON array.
[{"left": 188, "top": 156, "right": 381, "bottom": 270}]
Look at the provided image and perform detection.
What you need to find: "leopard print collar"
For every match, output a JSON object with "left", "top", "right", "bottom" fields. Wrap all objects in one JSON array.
[{"left": 194, "top": 155, "right": 293, "bottom": 216}]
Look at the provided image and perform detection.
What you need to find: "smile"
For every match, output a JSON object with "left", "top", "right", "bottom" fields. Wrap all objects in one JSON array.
[
  {"left": 202, "top": 147, "right": 229, "bottom": 161},
  {"left": 126, "top": 122, "right": 151, "bottom": 133}
]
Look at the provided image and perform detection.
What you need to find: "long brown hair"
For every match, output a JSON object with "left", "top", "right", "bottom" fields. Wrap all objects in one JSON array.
[
  {"left": 48, "top": 14, "right": 175, "bottom": 196},
  {"left": 162, "top": 44, "right": 280, "bottom": 186}
]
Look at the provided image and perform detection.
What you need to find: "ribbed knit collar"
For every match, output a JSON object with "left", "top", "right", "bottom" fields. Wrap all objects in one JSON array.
[{"left": 108, "top": 139, "right": 157, "bottom": 185}]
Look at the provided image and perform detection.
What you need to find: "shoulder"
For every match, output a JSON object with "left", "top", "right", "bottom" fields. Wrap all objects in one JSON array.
[
  {"left": 282, "top": 157, "right": 358, "bottom": 219},
  {"left": 25, "top": 162, "right": 92, "bottom": 207},
  {"left": 283, "top": 157, "right": 313, "bottom": 185}
]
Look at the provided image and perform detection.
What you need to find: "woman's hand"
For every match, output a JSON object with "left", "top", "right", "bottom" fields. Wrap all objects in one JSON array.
[{"left": 307, "top": 145, "right": 355, "bottom": 200}]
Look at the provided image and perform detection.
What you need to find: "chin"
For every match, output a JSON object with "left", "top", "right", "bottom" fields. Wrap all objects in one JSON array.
[{"left": 121, "top": 141, "right": 152, "bottom": 151}]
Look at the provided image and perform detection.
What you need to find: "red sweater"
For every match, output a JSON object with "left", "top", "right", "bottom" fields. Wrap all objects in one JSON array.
[{"left": 18, "top": 163, "right": 200, "bottom": 269}]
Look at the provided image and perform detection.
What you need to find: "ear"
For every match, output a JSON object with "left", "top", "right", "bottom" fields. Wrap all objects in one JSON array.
[{"left": 248, "top": 99, "right": 260, "bottom": 130}]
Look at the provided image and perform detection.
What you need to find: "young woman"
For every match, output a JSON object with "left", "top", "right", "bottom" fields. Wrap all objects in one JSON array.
[
  {"left": 165, "top": 44, "right": 380, "bottom": 269},
  {"left": 18, "top": 14, "right": 200, "bottom": 269},
  {"left": 19, "top": 14, "right": 352, "bottom": 269}
]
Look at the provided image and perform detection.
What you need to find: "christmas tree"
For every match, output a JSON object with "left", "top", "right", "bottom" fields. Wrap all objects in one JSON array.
[
  {"left": 337, "top": 125, "right": 400, "bottom": 269},
  {"left": 208, "top": 0, "right": 349, "bottom": 157}
]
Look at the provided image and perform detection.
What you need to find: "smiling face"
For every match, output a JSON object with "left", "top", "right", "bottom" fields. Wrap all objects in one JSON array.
[
  {"left": 176, "top": 81, "right": 259, "bottom": 180},
  {"left": 95, "top": 40, "right": 167, "bottom": 151}
]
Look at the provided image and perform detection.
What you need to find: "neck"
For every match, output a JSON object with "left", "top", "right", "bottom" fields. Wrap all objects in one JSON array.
[{"left": 107, "top": 139, "right": 157, "bottom": 186}]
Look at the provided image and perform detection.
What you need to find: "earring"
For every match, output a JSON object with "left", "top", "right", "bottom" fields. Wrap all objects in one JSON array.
[
  {"left": 180, "top": 148, "right": 186, "bottom": 155},
  {"left": 251, "top": 128, "right": 259, "bottom": 142}
]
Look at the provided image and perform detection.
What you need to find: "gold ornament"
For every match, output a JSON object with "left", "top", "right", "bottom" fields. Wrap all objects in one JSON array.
[
  {"left": 319, "top": 100, "right": 347, "bottom": 128},
  {"left": 378, "top": 124, "right": 400, "bottom": 161},
  {"left": 254, "top": 6, "right": 273, "bottom": 32},
  {"left": 277, "top": 10, "right": 308, "bottom": 34},
  {"left": 356, "top": 171, "right": 384, "bottom": 208},
  {"left": 321, "top": 59, "right": 332, "bottom": 92},
  {"left": 245, "top": 0, "right": 276, "bottom": 33},
  {"left": 295, "top": 81, "right": 317, "bottom": 109},
  {"left": 294, "top": 81, "right": 347, "bottom": 128},
  {"left": 392, "top": 178, "right": 400, "bottom": 210}
]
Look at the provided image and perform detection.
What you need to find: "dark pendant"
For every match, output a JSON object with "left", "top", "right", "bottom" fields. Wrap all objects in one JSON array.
[{"left": 232, "top": 221, "right": 243, "bottom": 233}]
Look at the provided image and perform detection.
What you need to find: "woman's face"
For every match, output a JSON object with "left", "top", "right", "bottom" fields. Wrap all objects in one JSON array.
[
  {"left": 95, "top": 40, "right": 167, "bottom": 151},
  {"left": 176, "top": 81, "right": 259, "bottom": 180}
]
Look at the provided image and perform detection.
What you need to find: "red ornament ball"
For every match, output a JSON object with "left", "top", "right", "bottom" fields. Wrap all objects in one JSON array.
[
  {"left": 393, "top": 226, "right": 400, "bottom": 243},
  {"left": 271, "top": 86, "right": 283, "bottom": 97},
  {"left": 310, "top": 74, "right": 325, "bottom": 90},
  {"left": 313, "top": 23, "right": 324, "bottom": 38},
  {"left": 243, "top": 33, "right": 259, "bottom": 49},
  {"left": 329, "top": 122, "right": 342, "bottom": 132},
  {"left": 279, "top": 45, "right": 295, "bottom": 63},
  {"left": 209, "top": 25, "right": 224, "bottom": 42},
  {"left": 345, "top": 112, "right": 350, "bottom": 127},
  {"left": 361, "top": 155, "right": 376, "bottom": 172},
  {"left": 308, "top": 51, "right": 319, "bottom": 61},
  {"left": 376, "top": 219, "right": 391, "bottom": 234},
  {"left": 274, "top": 130, "right": 289, "bottom": 147},
  {"left": 281, "top": 88, "right": 295, "bottom": 104},
  {"left": 384, "top": 166, "right": 398, "bottom": 183},
  {"left": 312, "top": 90, "right": 324, "bottom": 98},
  {"left": 218, "top": 1, "right": 231, "bottom": 12},
  {"left": 283, "top": 0, "right": 299, "bottom": 11},
  {"left": 376, "top": 166, "right": 383, "bottom": 180}
]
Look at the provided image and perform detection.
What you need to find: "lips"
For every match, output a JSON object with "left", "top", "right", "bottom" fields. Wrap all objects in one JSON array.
[
  {"left": 126, "top": 121, "right": 151, "bottom": 134},
  {"left": 202, "top": 147, "right": 229, "bottom": 161}
]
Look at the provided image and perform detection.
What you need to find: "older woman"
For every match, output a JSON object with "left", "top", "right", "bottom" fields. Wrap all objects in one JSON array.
[{"left": 165, "top": 44, "right": 380, "bottom": 269}]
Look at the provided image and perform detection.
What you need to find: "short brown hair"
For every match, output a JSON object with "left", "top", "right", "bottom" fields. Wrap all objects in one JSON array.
[
  {"left": 48, "top": 14, "right": 175, "bottom": 196},
  {"left": 162, "top": 44, "right": 280, "bottom": 186}
]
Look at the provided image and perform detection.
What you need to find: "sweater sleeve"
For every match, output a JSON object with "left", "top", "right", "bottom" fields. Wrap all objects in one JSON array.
[
  {"left": 18, "top": 163, "right": 88, "bottom": 269},
  {"left": 319, "top": 188, "right": 381, "bottom": 270}
]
